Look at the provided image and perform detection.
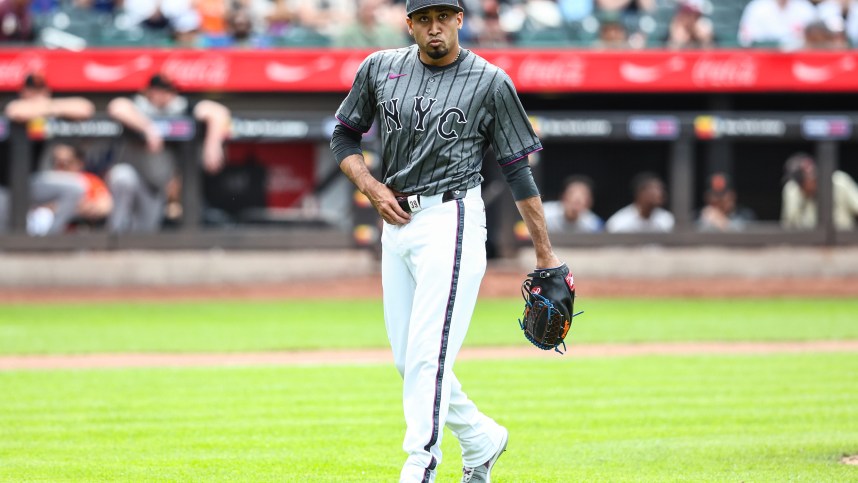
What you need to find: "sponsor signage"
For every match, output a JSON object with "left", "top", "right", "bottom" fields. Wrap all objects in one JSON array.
[
  {"left": 153, "top": 117, "right": 196, "bottom": 141},
  {"left": 533, "top": 117, "right": 613, "bottom": 139},
  {"left": 0, "top": 49, "right": 855, "bottom": 93},
  {"left": 800, "top": 116, "right": 852, "bottom": 140},
  {"left": 28, "top": 118, "right": 123, "bottom": 140},
  {"left": 627, "top": 116, "right": 680, "bottom": 140},
  {"left": 230, "top": 118, "right": 311, "bottom": 140},
  {"left": 694, "top": 116, "right": 787, "bottom": 140}
]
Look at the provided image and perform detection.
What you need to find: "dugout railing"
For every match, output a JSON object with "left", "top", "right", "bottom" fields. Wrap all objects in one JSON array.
[{"left": 0, "top": 111, "right": 855, "bottom": 253}]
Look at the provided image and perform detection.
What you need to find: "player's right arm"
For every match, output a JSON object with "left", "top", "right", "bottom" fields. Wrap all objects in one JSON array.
[
  {"left": 331, "top": 51, "right": 411, "bottom": 226},
  {"left": 5, "top": 96, "right": 94, "bottom": 122},
  {"left": 106, "top": 97, "right": 163, "bottom": 153},
  {"left": 339, "top": 152, "right": 411, "bottom": 226}
]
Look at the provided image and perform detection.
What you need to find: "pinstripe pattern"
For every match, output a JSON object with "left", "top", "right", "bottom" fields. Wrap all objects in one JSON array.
[{"left": 335, "top": 45, "right": 541, "bottom": 196}]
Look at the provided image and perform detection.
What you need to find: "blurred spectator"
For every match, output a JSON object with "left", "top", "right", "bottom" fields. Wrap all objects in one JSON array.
[
  {"left": 559, "top": 0, "right": 595, "bottom": 22},
  {"left": 105, "top": 73, "right": 231, "bottom": 233},
  {"left": 72, "top": 0, "right": 116, "bottom": 13},
  {"left": 596, "top": 0, "right": 654, "bottom": 14},
  {"left": 803, "top": 18, "right": 848, "bottom": 49},
  {"left": 0, "top": 0, "right": 34, "bottom": 42},
  {"left": 738, "top": 0, "right": 816, "bottom": 50},
  {"left": 606, "top": 172, "right": 674, "bottom": 232},
  {"left": 121, "top": 0, "right": 199, "bottom": 33},
  {"left": 172, "top": 10, "right": 203, "bottom": 46},
  {"left": 595, "top": 10, "right": 631, "bottom": 48},
  {"left": 697, "top": 172, "right": 755, "bottom": 232},
  {"left": 225, "top": 7, "right": 273, "bottom": 47},
  {"left": 818, "top": 0, "right": 857, "bottom": 46},
  {"left": 194, "top": 0, "right": 228, "bottom": 39},
  {"left": 289, "top": 0, "right": 354, "bottom": 38},
  {"left": 544, "top": 176, "right": 604, "bottom": 233},
  {"left": 474, "top": 0, "right": 510, "bottom": 46},
  {"left": 781, "top": 152, "right": 858, "bottom": 231},
  {"left": 334, "top": 0, "right": 406, "bottom": 48},
  {"left": 665, "top": 0, "right": 714, "bottom": 49}
]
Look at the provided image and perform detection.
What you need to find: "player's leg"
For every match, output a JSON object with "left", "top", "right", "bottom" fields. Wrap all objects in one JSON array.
[
  {"left": 399, "top": 190, "right": 489, "bottom": 481},
  {"left": 29, "top": 171, "right": 86, "bottom": 234},
  {"left": 105, "top": 163, "right": 140, "bottom": 233},
  {"left": 442, "top": 191, "right": 507, "bottom": 468},
  {"left": 381, "top": 222, "right": 416, "bottom": 378},
  {"left": 132, "top": 182, "right": 165, "bottom": 232}
]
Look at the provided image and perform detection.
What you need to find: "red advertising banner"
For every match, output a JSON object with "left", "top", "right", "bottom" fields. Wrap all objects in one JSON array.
[{"left": 0, "top": 48, "right": 856, "bottom": 93}]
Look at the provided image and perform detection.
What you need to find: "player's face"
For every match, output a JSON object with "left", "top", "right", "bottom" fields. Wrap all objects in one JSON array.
[
  {"left": 406, "top": 7, "right": 463, "bottom": 65},
  {"left": 146, "top": 87, "right": 176, "bottom": 109}
]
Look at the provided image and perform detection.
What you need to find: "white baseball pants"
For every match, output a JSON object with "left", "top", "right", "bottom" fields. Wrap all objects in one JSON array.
[{"left": 380, "top": 186, "right": 506, "bottom": 483}]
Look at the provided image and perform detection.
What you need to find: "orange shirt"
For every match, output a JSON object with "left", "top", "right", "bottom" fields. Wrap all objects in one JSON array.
[{"left": 81, "top": 172, "right": 110, "bottom": 203}]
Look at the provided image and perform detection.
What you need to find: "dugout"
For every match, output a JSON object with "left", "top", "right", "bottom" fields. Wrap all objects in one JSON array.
[{"left": 1, "top": 48, "right": 857, "bottom": 254}]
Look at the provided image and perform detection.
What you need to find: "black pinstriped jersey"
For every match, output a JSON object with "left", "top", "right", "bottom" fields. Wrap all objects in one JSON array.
[{"left": 335, "top": 45, "right": 542, "bottom": 196}]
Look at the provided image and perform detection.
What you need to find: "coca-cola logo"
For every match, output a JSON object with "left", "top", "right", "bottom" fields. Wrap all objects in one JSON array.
[
  {"left": 0, "top": 53, "right": 46, "bottom": 87},
  {"left": 517, "top": 56, "right": 585, "bottom": 88},
  {"left": 692, "top": 55, "right": 759, "bottom": 88},
  {"left": 161, "top": 54, "right": 230, "bottom": 87}
]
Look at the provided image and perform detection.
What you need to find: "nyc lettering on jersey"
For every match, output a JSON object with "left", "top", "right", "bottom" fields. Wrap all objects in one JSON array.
[{"left": 378, "top": 97, "right": 468, "bottom": 140}]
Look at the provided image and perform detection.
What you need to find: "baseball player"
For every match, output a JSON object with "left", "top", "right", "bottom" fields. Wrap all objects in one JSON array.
[{"left": 330, "top": 1, "right": 566, "bottom": 481}]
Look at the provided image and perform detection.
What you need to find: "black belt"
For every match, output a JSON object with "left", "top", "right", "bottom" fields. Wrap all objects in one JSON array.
[{"left": 395, "top": 188, "right": 467, "bottom": 214}]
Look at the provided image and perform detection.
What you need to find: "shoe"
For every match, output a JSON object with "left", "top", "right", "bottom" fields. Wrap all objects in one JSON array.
[{"left": 461, "top": 427, "right": 508, "bottom": 483}]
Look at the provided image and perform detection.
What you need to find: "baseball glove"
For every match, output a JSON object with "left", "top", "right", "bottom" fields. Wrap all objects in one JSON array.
[{"left": 518, "top": 263, "right": 581, "bottom": 354}]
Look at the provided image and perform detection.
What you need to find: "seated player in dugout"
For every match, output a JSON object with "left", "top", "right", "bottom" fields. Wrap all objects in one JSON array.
[
  {"left": 105, "top": 73, "right": 231, "bottom": 232},
  {"left": 1, "top": 73, "right": 95, "bottom": 235},
  {"left": 543, "top": 175, "right": 604, "bottom": 233},
  {"left": 605, "top": 171, "right": 675, "bottom": 232},
  {"left": 781, "top": 152, "right": 858, "bottom": 231},
  {"left": 696, "top": 172, "right": 755, "bottom": 232}
]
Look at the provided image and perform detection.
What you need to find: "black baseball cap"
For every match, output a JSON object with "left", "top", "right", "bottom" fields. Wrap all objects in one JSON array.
[
  {"left": 148, "top": 73, "right": 177, "bottom": 91},
  {"left": 406, "top": 0, "right": 464, "bottom": 16},
  {"left": 23, "top": 72, "right": 48, "bottom": 90}
]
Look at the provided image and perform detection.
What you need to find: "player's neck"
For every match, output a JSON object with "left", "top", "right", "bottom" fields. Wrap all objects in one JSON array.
[{"left": 419, "top": 46, "right": 462, "bottom": 67}]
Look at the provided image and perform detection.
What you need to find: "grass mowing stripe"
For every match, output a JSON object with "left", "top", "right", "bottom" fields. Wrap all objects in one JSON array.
[
  {"left": 1, "top": 298, "right": 858, "bottom": 354},
  {"left": 1, "top": 354, "right": 857, "bottom": 481}
]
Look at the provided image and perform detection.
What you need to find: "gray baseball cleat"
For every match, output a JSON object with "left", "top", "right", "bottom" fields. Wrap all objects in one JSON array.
[{"left": 461, "top": 427, "right": 508, "bottom": 483}]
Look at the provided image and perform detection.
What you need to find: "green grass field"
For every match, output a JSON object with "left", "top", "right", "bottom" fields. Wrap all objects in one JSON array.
[
  {"left": 1, "top": 297, "right": 857, "bottom": 481},
  {"left": 1, "top": 298, "right": 857, "bottom": 354}
]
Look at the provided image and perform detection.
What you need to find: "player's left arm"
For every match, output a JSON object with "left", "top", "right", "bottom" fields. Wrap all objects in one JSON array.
[
  {"left": 516, "top": 194, "right": 561, "bottom": 269},
  {"left": 193, "top": 99, "right": 232, "bottom": 174}
]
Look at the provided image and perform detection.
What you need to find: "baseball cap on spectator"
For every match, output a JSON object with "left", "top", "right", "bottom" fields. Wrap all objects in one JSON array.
[
  {"left": 23, "top": 72, "right": 48, "bottom": 90},
  {"left": 679, "top": 0, "right": 706, "bottom": 14},
  {"left": 148, "top": 73, "right": 177, "bottom": 91},
  {"left": 706, "top": 172, "right": 733, "bottom": 196},
  {"left": 405, "top": 0, "right": 463, "bottom": 16}
]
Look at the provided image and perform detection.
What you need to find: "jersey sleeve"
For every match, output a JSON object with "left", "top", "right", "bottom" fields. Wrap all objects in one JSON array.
[
  {"left": 489, "top": 74, "right": 542, "bottom": 167},
  {"left": 335, "top": 54, "right": 378, "bottom": 134}
]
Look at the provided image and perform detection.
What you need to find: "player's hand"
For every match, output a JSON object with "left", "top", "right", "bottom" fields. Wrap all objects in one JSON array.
[
  {"left": 367, "top": 183, "right": 411, "bottom": 226},
  {"left": 144, "top": 125, "right": 164, "bottom": 153}
]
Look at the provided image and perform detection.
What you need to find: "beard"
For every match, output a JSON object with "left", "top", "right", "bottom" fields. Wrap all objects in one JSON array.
[{"left": 425, "top": 45, "right": 448, "bottom": 60}]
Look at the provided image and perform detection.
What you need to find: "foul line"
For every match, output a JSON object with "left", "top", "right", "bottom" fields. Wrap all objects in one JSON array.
[{"left": 2, "top": 341, "right": 858, "bottom": 371}]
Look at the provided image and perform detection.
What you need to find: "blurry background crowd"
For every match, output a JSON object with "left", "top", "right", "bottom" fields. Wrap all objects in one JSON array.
[{"left": 0, "top": 0, "right": 855, "bottom": 51}]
